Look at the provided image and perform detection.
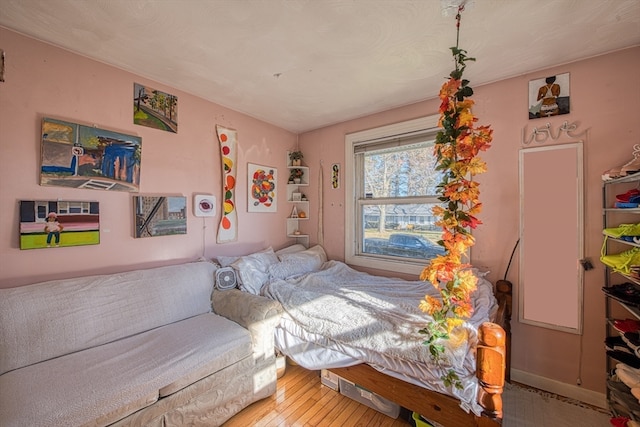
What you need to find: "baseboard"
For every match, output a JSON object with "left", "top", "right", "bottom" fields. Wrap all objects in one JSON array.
[{"left": 510, "top": 368, "right": 607, "bottom": 409}]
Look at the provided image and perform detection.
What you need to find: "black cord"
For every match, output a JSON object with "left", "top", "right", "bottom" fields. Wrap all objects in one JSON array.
[{"left": 504, "top": 239, "right": 520, "bottom": 281}]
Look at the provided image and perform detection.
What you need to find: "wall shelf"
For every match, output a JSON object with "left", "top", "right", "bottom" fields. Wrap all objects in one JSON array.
[{"left": 286, "top": 151, "right": 310, "bottom": 247}]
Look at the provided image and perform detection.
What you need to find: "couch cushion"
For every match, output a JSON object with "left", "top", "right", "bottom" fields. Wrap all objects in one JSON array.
[
  {"left": 0, "top": 261, "right": 217, "bottom": 375},
  {"left": 0, "top": 312, "right": 251, "bottom": 427}
]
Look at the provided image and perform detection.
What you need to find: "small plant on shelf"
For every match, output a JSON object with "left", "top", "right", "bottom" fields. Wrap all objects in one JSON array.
[
  {"left": 289, "top": 151, "right": 304, "bottom": 166},
  {"left": 289, "top": 168, "right": 304, "bottom": 183}
]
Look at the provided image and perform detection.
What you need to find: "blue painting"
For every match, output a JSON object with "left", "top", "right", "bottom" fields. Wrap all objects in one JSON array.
[{"left": 40, "top": 117, "right": 142, "bottom": 192}]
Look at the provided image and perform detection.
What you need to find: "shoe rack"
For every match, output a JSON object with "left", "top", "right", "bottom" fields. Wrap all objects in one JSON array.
[
  {"left": 602, "top": 172, "right": 640, "bottom": 420},
  {"left": 286, "top": 151, "right": 309, "bottom": 248}
]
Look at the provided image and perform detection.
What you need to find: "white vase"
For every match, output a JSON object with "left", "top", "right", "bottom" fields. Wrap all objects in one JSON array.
[{"left": 293, "top": 178, "right": 301, "bottom": 184}]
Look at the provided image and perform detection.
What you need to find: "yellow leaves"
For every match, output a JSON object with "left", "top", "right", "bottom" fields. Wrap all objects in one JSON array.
[
  {"left": 456, "top": 107, "right": 476, "bottom": 129},
  {"left": 419, "top": 295, "right": 443, "bottom": 315},
  {"left": 466, "top": 157, "right": 487, "bottom": 176}
]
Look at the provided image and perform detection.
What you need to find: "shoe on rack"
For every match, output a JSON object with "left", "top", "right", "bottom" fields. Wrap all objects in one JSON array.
[
  {"left": 604, "top": 144, "right": 640, "bottom": 181},
  {"left": 621, "top": 147, "right": 640, "bottom": 177},
  {"left": 603, "top": 283, "right": 640, "bottom": 307},
  {"left": 601, "top": 248, "right": 640, "bottom": 275},
  {"left": 617, "top": 190, "right": 640, "bottom": 203},
  {"left": 610, "top": 415, "right": 631, "bottom": 427},
  {"left": 618, "top": 363, "right": 640, "bottom": 375},
  {"left": 609, "top": 335, "right": 634, "bottom": 354},
  {"left": 611, "top": 387, "right": 640, "bottom": 416},
  {"left": 611, "top": 351, "right": 640, "bottom": 369},
  {"left": 617, "top": 363, "right": 640, "bottom": 386},
  {"left": 622, "top": 332, "right": 640, "bottom": 356},
  {"left": 633, "top": 387, "right": 640, "bottom": 403},
  {"left": 616, "top": 201, "right": 640, "bottom": 209},
  {"left": 614, "top": 318, "right": 640, "bottom": 334},
  {"left": 604, "top": 167, "right": 623, "bottom": 181},
  {"left": 604, "top": 223, "right": 640, "bottom": 239}
]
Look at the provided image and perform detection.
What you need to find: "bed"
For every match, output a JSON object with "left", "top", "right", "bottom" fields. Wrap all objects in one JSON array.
[{"left": 220, "top": 244, "right": 511, "bottom": 426}]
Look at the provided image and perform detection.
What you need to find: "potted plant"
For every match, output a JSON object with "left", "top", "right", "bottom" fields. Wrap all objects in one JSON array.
[
  {"left": 289, "top": 168, "right": 303, "bottom": 184},
  {"left": 289, "top": 150, "right": 303, "bottom": 166}
]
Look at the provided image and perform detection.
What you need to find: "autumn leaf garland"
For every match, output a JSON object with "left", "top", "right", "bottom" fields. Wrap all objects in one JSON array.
[{"left": 418, "top": 8, "right": 493, "bottom": 389}]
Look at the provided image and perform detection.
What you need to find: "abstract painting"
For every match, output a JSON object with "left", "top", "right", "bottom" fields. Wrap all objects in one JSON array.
[
  {"left": 40, "top": 117, "right": 142, "bottom": 192},
  {"left": 134, "top": 196, "right": 187, "bottom": 238},
  {"left": 133, "top": 83, "right": 178, "bottom": 133},
  {"left": 216, "top": 125, "right": 238, "bottom": 243},
  {"left": 248, "top": 163, "right": 277, "bottom": 213},
  {"left": 19, "top": 200, "right": 100, "bottom": 250}
]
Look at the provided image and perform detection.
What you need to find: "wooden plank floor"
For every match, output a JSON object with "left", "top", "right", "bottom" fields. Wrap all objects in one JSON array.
[{"left": 222, "top": 363, "right": 412, "bottom": 427}]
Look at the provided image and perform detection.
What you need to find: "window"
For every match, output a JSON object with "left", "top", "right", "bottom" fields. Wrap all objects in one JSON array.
[{"left": 345, "top": 115, "right": 445, "bottom": 275}]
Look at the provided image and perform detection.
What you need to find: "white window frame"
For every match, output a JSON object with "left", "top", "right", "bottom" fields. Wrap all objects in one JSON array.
[{"left": 344, "top": 115, "right": 441, "bottom": 276}]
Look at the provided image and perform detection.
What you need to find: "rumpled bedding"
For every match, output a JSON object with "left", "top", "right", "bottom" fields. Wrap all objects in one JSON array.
[{"left": 261, "top": 260, "right": 497, "bottom": 416}]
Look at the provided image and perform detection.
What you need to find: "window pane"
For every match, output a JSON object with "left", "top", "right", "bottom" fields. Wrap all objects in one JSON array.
[
  {"left": 362, "top": 203, "right": 445, "bottom": 260},
  {"left": 363, "top": 142, "right": 441, "bottom": 198}
]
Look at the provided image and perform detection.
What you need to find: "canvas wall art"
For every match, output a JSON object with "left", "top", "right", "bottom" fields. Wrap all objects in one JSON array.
[
  {"left": 528, "top": 72, "right": 570, "bottom": 119},
  {"left": 216, "top": 125, "right": 238, "bottom": 243},
  {"left": 133, "top": 83, "right": 178, "bottom": 133},
  {"left": 194, "top": 194, "right": 216, "bottom": 217},
  {"left": 134, "top": 196, "right": 187, "bottom": 238},
  {"left": 19, "top": 200, "right": 100, "bottom": 249},
  {"left": 248, "top": 163, "right": 277, "bottom": 213},
  {"left": 40, "top": 117, "right": 142, "bottom": 192}
]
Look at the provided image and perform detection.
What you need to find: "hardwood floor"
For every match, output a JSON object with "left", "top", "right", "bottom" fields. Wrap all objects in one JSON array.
[{"left": 222, "top": 363, "right": 412, "bottom": 427}]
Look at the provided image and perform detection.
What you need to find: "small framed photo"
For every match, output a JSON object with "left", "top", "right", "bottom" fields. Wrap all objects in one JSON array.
[{"left": 292, "top": 192, "right": 302, "bottom": 202}]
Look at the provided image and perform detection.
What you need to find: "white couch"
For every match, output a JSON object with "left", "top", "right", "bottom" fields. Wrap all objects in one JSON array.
[{"left": 0, "top": 261, "right": 283, "bottom": 427}]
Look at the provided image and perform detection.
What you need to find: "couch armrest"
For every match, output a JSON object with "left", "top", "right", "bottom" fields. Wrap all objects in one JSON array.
[{"left": 212, "top": 289, "right": 283, "bottom": 363}]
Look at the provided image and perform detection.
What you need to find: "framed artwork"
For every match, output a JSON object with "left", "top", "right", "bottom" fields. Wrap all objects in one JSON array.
[
  {"left": 40, "top": 117, "right": 142, "bottom": 192},
  {"left": 528, "top": 72, "right": 570, "bottom": 119},
  {"left": 194, "top": 194, "right": 216, "bottom": 217},
  {"left": 0, "top": 49, "right": 5, "bottom": 82},
  {"left": 133, "top": 83, "right": 178, "bottom": 133},
  {"left": 292, "top": 192, "right": 302, "bottom": 202},
  {"left": 134, "top": 196, "right": 186, "bottom": 238},
  {"left": 248, "top": 163, "right": 277, "bottom": 213},
  {"left": 216, "top": 125, "right": 238, "bottom": 243},
  {"left": 332, "top": 163, "right": 340, "bottom": 189},
  {"left": 19, "top": 200, "right": 100, "bottom": 249}
]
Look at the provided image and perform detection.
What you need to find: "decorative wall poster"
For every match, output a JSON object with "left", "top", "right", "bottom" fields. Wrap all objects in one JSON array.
[
  {"left": 216, "top": 125, "right": 238, "bottom": 243},
  {"left": 19, "top": 200, "right": 100, "bottom": 249},
  {"left": 133, "top": 83, "right": 178, "bottom": 133},
  {"left": 248, "top": 163, "right": 277, "bottom": 213},
  {"left": 134, "top": 196, "right": 187, "bottom": 238},
  {"left": 528, "top": 72, "right": 570, "bottom": 119},
  {"left": 194, "top": 194, "right": 216, "bottom": 217},
  {"left": 40, "top": 117, "right": 142, "bottom": 192}
]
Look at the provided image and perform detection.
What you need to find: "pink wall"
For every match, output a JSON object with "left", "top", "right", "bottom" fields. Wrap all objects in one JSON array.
[
  {"left": 0, "top": 28, "right": 298, "bottom": 287},
  {"left": 2, "top": 25, "right": 639, "bottom": 397},
  {"left": 298, "top": 47, "right": 640, "bottom": 395}
]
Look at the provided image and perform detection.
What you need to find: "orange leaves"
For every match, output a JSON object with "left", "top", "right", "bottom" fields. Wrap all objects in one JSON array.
[
  {"left": 419, "top": 295, "right": 443, "bottom": 315},
  {"left": 421, "top": 41, "right": 493, "bottom": 355}
]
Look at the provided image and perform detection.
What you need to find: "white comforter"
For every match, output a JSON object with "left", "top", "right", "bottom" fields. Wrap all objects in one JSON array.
[{"left": 261, "top": 260, "right": 497, "bottom": 416}]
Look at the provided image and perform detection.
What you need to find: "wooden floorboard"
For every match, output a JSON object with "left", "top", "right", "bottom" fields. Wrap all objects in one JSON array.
[{"left": 222, "top": 363, "right": 412, "bottom": 427}]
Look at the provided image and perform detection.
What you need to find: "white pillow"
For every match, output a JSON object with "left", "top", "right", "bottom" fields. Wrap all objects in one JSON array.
[
  {"left": 301, "top": 245, "right": 328, "bottom": 263},
  {"left": 231, "top": 248, "right": 279, "bottom": 294},
  {"left": 216, "top": 255, "right": 240, "bottom": 268},
  {"left": 269, "top": 251, "right": 324, "bottom": 280},
  {"left": 275, "top": 243, "right": 307, "bottom": 255}
]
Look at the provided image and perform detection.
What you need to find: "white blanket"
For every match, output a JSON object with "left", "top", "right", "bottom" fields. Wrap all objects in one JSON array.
[{"left": 261, "top": 260, "right": 497, "bottom": 416}]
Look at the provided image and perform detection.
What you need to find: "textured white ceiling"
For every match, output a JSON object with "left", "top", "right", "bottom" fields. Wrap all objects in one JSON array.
[{"left": 1, "top": 0, "right": 639, "bottom": 133}]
